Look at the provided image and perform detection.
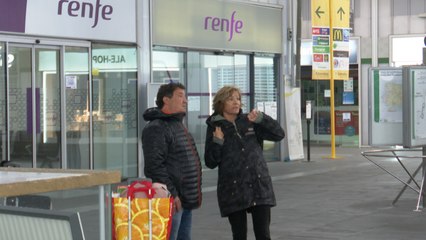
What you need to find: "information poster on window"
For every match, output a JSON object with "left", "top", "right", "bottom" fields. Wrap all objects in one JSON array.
[
  {"left": 264, "top": 102, "right": 277, "bottom": 120},
  {"left": 374, "top": 69, "right": 403, "bottom": 123},
  {"left": 335, "top": 111, "right": 358, "bottom": 136},
  {"left": 368, "top": 67, "right": 403, "bottom": 146},
  {"left": 342, "top": 77, "right": 354, "bottom": 105},
  {"left": 66, "top": 76, "right": 77, "bottom": 89},
  {"left": 402, "top": 66, "right": 426, "bottom": 147},
  {"left": 342, "top": 92, "right": 354, "bottom": 104},
  {"left": 343, "top": 78, "right": 353, "bottom": 92},
  {"left": 412, "top": 69, "right": 426, "bottom": 139}
]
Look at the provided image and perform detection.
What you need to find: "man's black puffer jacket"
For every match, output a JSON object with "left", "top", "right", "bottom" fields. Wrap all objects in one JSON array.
[
  {"left": 204, "top": 111, "right": 284, "bottom": 217},
  {"left": 142, "top": 107, "right": 202, "bottom": 210}
]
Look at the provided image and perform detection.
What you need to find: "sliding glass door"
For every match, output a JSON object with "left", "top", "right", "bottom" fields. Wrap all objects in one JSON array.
[
  {"left": 254, "top": 56, "right": 280, "bottom": 160},
  {"left": 8, "top": 45, "right": 33, "bottom": 167},
  {"left": 7, "top": 42, "right": 90, "bottom": 169},
  {"left": 64, "top": 46, "right": 90, "bottom": 169},
  {"left": 186, "top": 52, "right": 250, "bottom": 159},
  {"left": 34, "top": 47, "right": 61, "bottom": 168},
  {"left": 0, "top": 43, "right": 4, "bottom": 162}
]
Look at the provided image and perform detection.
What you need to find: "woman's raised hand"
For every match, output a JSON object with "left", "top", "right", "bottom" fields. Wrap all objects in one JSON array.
[
  {"left": 213, "top": 126, "right": 224, "bottom": 140},
  {"left": 247, "top": 109, "right": 259, "bottom": 122}
]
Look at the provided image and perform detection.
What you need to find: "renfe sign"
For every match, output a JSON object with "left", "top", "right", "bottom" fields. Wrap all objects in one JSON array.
[
  {"left": 204, "top": 11, "right": 243, "bottom": 41},
  {"left": 153, "top": 0, "right": 282, "bottom": 53},
  {"left": 0, "top": 0, "right": 135, "bottom": 42},
  {"left": 57, "top": 0, "right": 113, "bottom": 28}
]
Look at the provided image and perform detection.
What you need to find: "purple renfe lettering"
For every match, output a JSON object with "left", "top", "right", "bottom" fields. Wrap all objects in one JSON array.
[
  {"left": 203, "top": 10, "right": 244, "bottom": 41},
  {"left": 68, "top": 1, "right": 80, "bottom": 16},
  {"left": 57, "top": 0, "right": 113, "bottom": 28},
  {"left": 211, "top": 18, "right": 220, "bottom": 31},
  {"left": 92, "top": 0, "right": 102, "bottom": 28},
  {"left": 228, "top": 11, "right": 236, "bottom": 41},
  {"left": 204, "top": 16, "right": 212, "bottom": 29},
  {"left": 235, "top": 20, "right": 243, "bottom": 33}
]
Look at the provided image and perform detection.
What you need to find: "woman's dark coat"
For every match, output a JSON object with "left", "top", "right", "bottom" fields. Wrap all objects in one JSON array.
[{"left": 204, "top": 111, "right": 285, "bottom": 217}]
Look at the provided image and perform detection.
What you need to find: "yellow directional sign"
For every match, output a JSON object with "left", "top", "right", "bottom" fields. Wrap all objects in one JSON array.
[
  {"left": 311, "top": 0, "right": 330, "bottom": 27},
  {"left": 331, "top": 0, "right": 350, "bottom": 28}
]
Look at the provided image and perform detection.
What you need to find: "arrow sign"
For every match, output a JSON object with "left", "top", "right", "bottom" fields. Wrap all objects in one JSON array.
[
  {"left": 337, "top": 7, "right": 345, "bottom": 21},
  {"left": 331, "top": 0, "right": 350, "bottom": 80},
  {"left": 311, "top": 0, "right": 331, "bottom": 80},
  {"left": 311, "top": 0, "right": 330, "bottom": 27},
  {"left": 331, "top": 0, "right": 349, "bottom": 28},
  {"left": 315, "top": 6, "right": 325, "bottom": 18}
]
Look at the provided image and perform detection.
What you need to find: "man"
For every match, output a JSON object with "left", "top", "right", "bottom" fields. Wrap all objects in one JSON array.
[{"left": 142, "top": 82, "right": 202, "bottom": 240}]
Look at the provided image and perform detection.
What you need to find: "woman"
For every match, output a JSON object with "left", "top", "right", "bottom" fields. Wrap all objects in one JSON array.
[{"left": 204, "top": 86, "right": 285, "bottom": 240}]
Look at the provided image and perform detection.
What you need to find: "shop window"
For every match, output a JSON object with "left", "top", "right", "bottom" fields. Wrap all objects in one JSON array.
[{"left": 91, "top": 43, "right": 138, "bottom": 178}]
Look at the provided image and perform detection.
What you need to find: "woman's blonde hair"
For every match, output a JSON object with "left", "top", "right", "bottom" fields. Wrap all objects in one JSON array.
[{"left": 212, "top": 86, "right": 241, "bottom": 115}]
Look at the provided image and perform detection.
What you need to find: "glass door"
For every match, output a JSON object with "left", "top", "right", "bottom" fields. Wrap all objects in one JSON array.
[
  {"left": 153, "top": 49, "right": 281, "bottom": 162},
  {"left": 186, "top": 52, "right": 250, "bottom": 161},
  {"left": 8, "top": 45, "right": 33, "bottom": 167},
  {"left": 254, "top": 56, "right": 280, "bottom": 161},
  {"left": 7, "top": 42, "right": 91, "bottom": 169},
  {"left": 8, "top": 45, "right": 62, "bottom": 168},
  {"left": 65, "top": 46, "right": 90, "bottom": 169},
  {"left": 35, "top": 47, "right": 61, "bottom": 168},
  {"left": 91, "top": 43, "right": 138, "bottom": 178},
  {"left": 0, "top": 43, "right": 5, "bottom": 162}
]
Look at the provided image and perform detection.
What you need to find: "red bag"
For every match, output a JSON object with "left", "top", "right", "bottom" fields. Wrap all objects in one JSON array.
[{"left": 112, "top": 180, "right": 174, "bottom": 240}]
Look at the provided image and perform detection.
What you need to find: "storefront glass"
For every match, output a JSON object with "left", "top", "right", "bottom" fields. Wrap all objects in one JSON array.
[
  {"left": 65, "top": 46, "right": 90, "bottom": 169},
  {"left": 153, "top": 49, "right": 280, "bottom": 162},
  {"left": 35, "top": 48, "right": 61, "bottom": 168},
  {"left": 91, "top": 43, "right": 138, "bottom": 178},
  {"left": 7, "top": 43, "right": 92, "bottom": 169},
  {"left": 300, "top": 39, "right": 360, "bottom": 146},
  {"left": 152, "top": 51, "right": 184, "bottom": 84},
  {"left": 254, "top": 56, "right": 280, "bottom": 160},
  {"left": 9, "top": 46, "right": 33, "bottom": 167},
  {"left": 0, "top": 43, "right": 5, "bottom": 161},
  {"left": 186, "top": 52, "right": 250, "bottom": 160},
  {"left": 301, "top": 65, "right": 359, "bottom": 146}
]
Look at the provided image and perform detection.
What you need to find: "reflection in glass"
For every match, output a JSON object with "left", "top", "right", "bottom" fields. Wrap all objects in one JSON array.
[
  {"left": 65, "top": 47, "right": 90, "bottom": 169},
  {"left": 152, "top": 51, "right": 184, "bottom": 84},
  {"left": 254, "top": 56, "right": 279, "bottom": 161},
  {"left": 0, "top": 43, "right": 5, "bottom": 161},
  {"left": 153, "top": 50, "right": 281, "bottom": 162},
  {"left": 92, "top": 43, "right": 138, "bottom": 178},
  {"left": 300, "top": 65, "right": 359, "bottom": 146},
  {"left": 35, "top": 48, "right": 61, "bottom": 168},
  {"left": 9, "top": 47, "right": 33, "bottom": 167},
  {"left": 186, "top": 52, "right": 249, "bottom": 162}
]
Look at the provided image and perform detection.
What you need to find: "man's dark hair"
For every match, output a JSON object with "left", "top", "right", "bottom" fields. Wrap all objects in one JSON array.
[{"left": 156, "top": 82, "right": 186, "bottom": 109}]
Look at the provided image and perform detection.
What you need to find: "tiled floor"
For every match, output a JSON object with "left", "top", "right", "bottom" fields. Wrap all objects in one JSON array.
[{"left": 192, "top": 146, "right": 426, "bottom": 240}]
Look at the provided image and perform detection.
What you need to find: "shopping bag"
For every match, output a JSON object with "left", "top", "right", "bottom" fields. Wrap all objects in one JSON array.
[{"left": 112, "top": 180, "right": 174, "bottom": 240}]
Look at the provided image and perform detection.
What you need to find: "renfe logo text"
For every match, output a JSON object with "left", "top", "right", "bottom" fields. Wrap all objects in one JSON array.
[
  {"left": 57, "top": 0, "right": 113, "bottom": 28},
  {"left": 204, "top": 11, "right": 243, "bottom": 41}
]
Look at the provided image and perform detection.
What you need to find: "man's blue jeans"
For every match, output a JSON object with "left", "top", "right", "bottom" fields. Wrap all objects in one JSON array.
[{"left": 169, "top": 208, "right": 192, "bottom": 240}]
